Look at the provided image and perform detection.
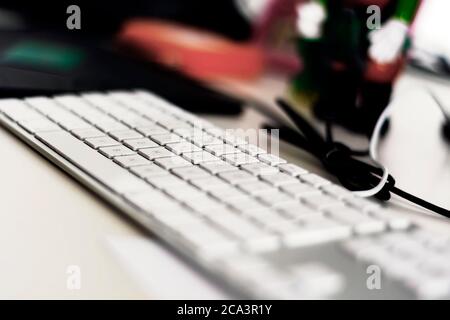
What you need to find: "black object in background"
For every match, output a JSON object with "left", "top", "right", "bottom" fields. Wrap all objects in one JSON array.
[
  {"left": 0, "top": 0, "right": 252, "bottom": 41},
  {"left": 0, "top": 31, "right": 242, "bottom": 115}
]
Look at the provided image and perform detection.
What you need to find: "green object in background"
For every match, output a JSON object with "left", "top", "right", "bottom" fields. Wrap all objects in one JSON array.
[
  {"left": 2, "top": 41, "right": 85, "bottom": 71},
  {"left": 395, "top": 0, "right": 421, "bottom": 24}
]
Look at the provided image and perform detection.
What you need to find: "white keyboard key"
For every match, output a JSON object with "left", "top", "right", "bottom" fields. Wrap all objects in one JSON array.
[
  {"left": 95, "top": 121, "right": 130, "bottom": 133},
  {"left": 208, "top": 186, "right": 247, "bottom": 200},
  {"left": 153, "top": 115, "right": 182, "bottom": 127},
  {"left": 111, "top": 91, "right": 159, "bottom": 108},
  {"left": 25, "top": 96, "right": 62, "bottom": 112},
  {"left": 165, "top": 184, "right": 205, "bottom": 201},
  {"left": 52, "top": 115, "right": 90, "bottom": 131},
  {"left": 241, "top": 162, "right": 279, "bottom": 176},
  {"left": 223, "top": 196, "right": 268, "bottom": 213},
  {"left": 182, "top": 195, "right": 224, "bottom": 212},
  {"left": 172, "top": 166, "right": 210, "bottom": 180},
  {"left": 256, "top": 190, "right": 297, "bottom": 207},
  {"left": 167, "top": 191, "right": 212, "bottom": 207},
  {"left": 109, "top": 130, "right": 143, "bottom": 141},
  {"left": 140, "top": 109, "right": 171, "bottom": 119},
  {"left": 114, "top": 154, "right": 151, "bottom": 168},
  {"left": 102, "top": 105, "right": 135, "bottom": 117},
  {"left": 178, "top": 223, "right": 239, "bottom": 258},
  {"left": 369, "top": 210, "right": 412, "bottom": 230},
  {"left": 126, "top": 192, "right": 183, "bottom": 213},
  {"left": 85, "top": 136, "right": 120, "bottom": 149},
  {"left": 190, "top": 176, "right": 230, "bottom": 191},
  {"left": 72, "top": 128, "right": 105, "bottom": 140},
  {"left": 182, "top": 151, "right": 220, "bottom": 164},
  {"left": 18, "top": 119, "right": 62, "bottom": 133},
  {"left": 204, "top": 143, "right": 238, "bottom": 156},
  {"left": 409, "top": 229, "right": 444, "bottom": 246},
  {"left": 322, "top": 184, "right": 353, "bottom": 200},
  {"left": 199, "top": 160, "right": 238, "bottom": 174},
  {"left": 54, "top": 94, "right": 95, "bottom": 111},
  {"left": 302, "top": 194, "right": 345, "bottom": 210},
  {"left": 150, "top": 133, "right": 183, "bottom": 145},
  {"left": 236, "top": 180, "right": 274, "bottom": 195},
  {"left": 376, "top": 232, "right": 415, "bottom": 248},
  {"left": 260, "top": 172, "right": 299, "bottom": 186},
  {"left": 136, "top": 125, "right": 168, "bottom": 137},
  {"left": 278, "top": 163, "right": 308, "bottom": 176},
  {"left": 155, "top": 209, "right": 206, "bottom": 230},
  {"left": 218, "top": 170, "right": 258, "bottom": 185},
  {"left": 413, "top": 276, "right": 450, "bottom": 300},
  {"left": 283, "top": 216, "right": 351, "bottom": 247},
  {"left": 130, "top": 164, "right": 169, "bottom": 178},
  {"left": 288, "top": 262, "right": 345, "bottom": 299},
  {"left": 36, "top": 131, "right": 150, "bottom": 194},
  {"left": 173, "top": 128, "right": 197, "bottom": 138},
  {"left": 119, "top": 116, "right": 156, "bottom": 129},
  {"left": 279, "top": 182, "right": 321, "bottom": 198},
  {"left": 123, "top": 138, "right": 158, "bottom": 151},
  {"left": 207, "top": 214, "right": 279, "bottom": 252},
  {"left": 203, "top": 127, "right": 225, "bottom": 138},
  {"left": 158, "top": 119, "right": 192, "bottom": 131},
  {"left": 222, "top": 153, "right": 259, "bottom": 166},
  {"left": 219, "top": 255, "right": 269, "bottom": 274},
  {"left": 243, "top": 209, "right": 290, "bottom": 227},
  {"left": 0, "top": 99, "right": 44, "bottom": 120},
  {"left": 240, "top": 233, "right": 280, "bottom": 253},
  {"left": 83, "top": 112, "right": 116, "bottom": 124},
  {"left": 237, "top": 144, "right": 266, "bottom": 156},
  {"left": 223, "top": 134, "right": 248, "bottom": 146},
  {"left": 154, "top": 156, "right": 192, "bottom": 170},
  {"left": 99, "top": 145, "right": 135, "bottom": 158},
  {"left": 195, "top": 205, "right": 236, "bottom": 218},
  {"left": 357, "top": 246, "right": 402, "bottom": 268},
  {"left": 417, "top": 257, "right": 450, "bottom": 278},
  {"left": 146, "top": 175, "right": 186, "bottom": 189},
  {"left": 190, "top": 133, "right": 223, "bottom": 147},
  {"left": 138, "top": 147, "right": 174, "bottom": 160},
  {"left": 257, "top": 153, "right": 286, "bottom": 166},
  {"left": 300, "top": 173, "right": 332, "bottom": 188},
  {"left": 345, "top": 197, "right": 381, "bottom": 212},
  {"left": 267, "top": 219, "right": 303, "bottom": 234},
  {"left": 326, "top": 207, "right": 386, "bottom": 234},
  {"left": 82, "top": 93, "right": 125, "bottom": 109},
  {"left": 166, "top": 141, "right": 201, "bottom": 155},
  {"left": 275, "top": 202, "right": 319, "bottom": 218}
]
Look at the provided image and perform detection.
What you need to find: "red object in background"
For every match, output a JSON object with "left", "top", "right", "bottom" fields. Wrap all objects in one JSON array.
[
  {"left": 118, "top": 19, "right": 265, "bottom": 81},
  {"left": 251, "top": 0, "right": 301, "bottom": 74},
  {"left": 364, "top": 57, "right": 406, "bottom": 83}
]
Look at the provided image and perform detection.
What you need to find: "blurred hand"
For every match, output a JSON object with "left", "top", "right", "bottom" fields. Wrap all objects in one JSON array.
[
  {"left": 368, "top": 19, "right": 408, "bottom": 64},
  {"left": 296, "top": 2, "right": 326, "bottom": 39}
]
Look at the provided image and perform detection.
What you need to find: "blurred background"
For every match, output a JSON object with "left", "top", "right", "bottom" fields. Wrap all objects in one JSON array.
[
  {"left": 0, "top": 0, "right": 448, "bottom": 118},
  {"left": 0, "top": 1, "right": 449, "bottom": 72}
]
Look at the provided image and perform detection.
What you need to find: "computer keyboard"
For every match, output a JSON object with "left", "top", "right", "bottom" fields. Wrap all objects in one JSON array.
[{"left": 0, "top": 90, "right": 449, "bottom": 299}]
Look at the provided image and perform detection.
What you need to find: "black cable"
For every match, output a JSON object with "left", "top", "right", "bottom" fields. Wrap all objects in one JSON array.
[
  {"left": 391, "top": 187, "right": 450, "bottom": 218},
  {"left": 262, "top": 123, "right": 313, "bottom": 153},
  {"left": 429, "top": 90, "right": 450, "bottom": 122},
  {"left": 325, "top": 120, "right": 333, "bottom": 144},
  {"left": 275, "top": 98, "right": 450, "bottom": 218},
  {"left": 325, "top": 119, "right": 369, "bottom": 156}
]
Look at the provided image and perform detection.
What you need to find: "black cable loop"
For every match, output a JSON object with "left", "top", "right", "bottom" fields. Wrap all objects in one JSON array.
[{"left": 274, "top": 98, "right": 450, "bottom": 218}]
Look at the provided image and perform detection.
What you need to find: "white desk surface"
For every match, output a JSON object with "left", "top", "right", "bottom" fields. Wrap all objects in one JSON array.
[{"left": 0, "top": 70, "right": 449, "bottom": 299}]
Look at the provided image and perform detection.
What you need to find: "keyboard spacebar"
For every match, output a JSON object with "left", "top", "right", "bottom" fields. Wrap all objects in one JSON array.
[{"left": 36, "top": 131, "right": 150, "bottom": 194}]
